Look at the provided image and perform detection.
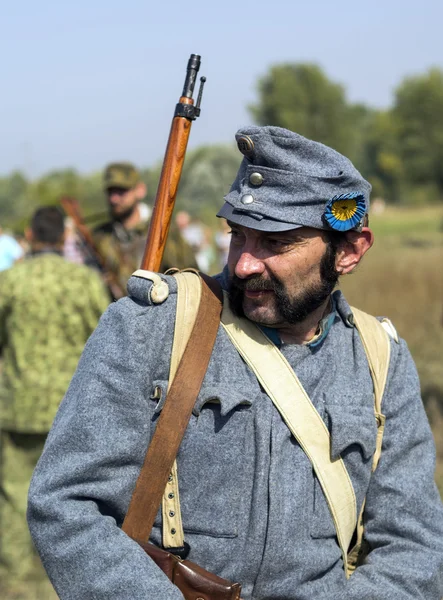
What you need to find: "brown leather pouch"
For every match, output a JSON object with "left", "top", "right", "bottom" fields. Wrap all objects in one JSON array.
[{"left": 140, "top": 542, "right": 242, "bottom": 600}]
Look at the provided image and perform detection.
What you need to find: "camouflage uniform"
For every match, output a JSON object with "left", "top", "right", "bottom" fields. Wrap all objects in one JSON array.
[
  {"left": 94, "top": 163, "right": 197, "bottom": 296},
  {"left": 94, "top": 219, "right": 198, "bottom": 295},
  {"left": 0, "top": 251, "right": 109, "bottom": 592}
]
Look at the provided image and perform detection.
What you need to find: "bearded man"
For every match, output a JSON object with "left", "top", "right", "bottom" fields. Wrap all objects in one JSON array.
[{"left": 28, "top": 127, "right": 443, "bottom": 599}]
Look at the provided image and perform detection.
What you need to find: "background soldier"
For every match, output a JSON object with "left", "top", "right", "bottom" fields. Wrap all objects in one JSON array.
[
  {"left": 0, "top": 206, "right": 109, "bottom": 598},
  {"left": 93, "top": 162, "right": 197, "bottom": 296}
]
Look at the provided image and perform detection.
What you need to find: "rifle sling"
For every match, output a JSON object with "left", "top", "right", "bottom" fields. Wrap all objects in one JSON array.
[{"left": 122, "top": 275, "right": 223, "bottom": 542}]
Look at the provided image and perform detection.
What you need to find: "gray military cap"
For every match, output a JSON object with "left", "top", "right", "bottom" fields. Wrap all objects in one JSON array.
[{"left": 217, "top": 126, "right": 371, "bottom": 232}]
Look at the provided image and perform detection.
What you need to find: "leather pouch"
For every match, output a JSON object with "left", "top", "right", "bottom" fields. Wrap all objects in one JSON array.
[{"left": 141, "top": 541, "right": 242, "bottom": 600}]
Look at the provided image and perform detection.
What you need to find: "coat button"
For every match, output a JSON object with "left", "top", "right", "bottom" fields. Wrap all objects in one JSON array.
[
  {"left": 249, "top": 172, "right": 263, "bottom": 186},
  {"left": 168, "top": 492, "right": 174, "bottom": 499},
  {"left": 241, "top": 193, "right": 254, "bottom": 205}
]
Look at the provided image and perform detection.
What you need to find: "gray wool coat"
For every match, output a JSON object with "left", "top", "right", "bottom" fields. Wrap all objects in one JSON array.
[{"left": 27, "top": 270, "right": 443, "bottom": 600}]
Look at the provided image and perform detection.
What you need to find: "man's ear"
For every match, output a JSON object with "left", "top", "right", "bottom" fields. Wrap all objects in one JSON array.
[
  {"left": 24, "top": 227, "right": 33, "bottom": 244},
  {"left": 335, "top": 227, "right": 374, "bottom": 275},
  {"left": 134, "top": 182, "right": 147, "bottom": 200}
]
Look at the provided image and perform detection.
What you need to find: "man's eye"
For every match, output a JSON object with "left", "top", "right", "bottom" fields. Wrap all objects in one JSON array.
[{"left": 268, "top": 239, "right": 290, "bottom": 248}]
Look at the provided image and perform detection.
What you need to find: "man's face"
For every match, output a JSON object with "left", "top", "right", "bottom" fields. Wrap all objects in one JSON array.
[
  {"left": 227, "top": 222, "right": 339, "bottom": 327},
  {"left": 106, "top": 186, "right": 139, "bottom": 221}
]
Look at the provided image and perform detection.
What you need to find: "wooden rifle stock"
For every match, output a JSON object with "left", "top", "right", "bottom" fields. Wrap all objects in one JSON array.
[
  {"left": 140, "top": 54, "right": 206, "bottom": 272},
  {"left": 60, "top": 196, "right": 125, "bottom": 299}
]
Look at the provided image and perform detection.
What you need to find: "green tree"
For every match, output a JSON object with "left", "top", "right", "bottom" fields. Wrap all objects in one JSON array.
[
  {"left": 249, "top": 63, "right": 354, "bottom": 155},
  {"left": 142, "top": 144, "right": 241, "bottom": 226},
  {"left": 360, "top": 110, "right": 404, "bottom": 203},
  {"left": 393, "top": 68, "right": 443, "bottom": 200},
  {"left": 0, "top": 172, "right": 30, "bottom": 231},
  {"left": 32, "top": 169, "right": 82, "bottom": 206}
]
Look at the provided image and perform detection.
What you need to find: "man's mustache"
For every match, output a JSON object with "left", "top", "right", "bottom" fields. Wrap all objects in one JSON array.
[{"left": 230, "top": 275, "right": 279, "bottom": 292}]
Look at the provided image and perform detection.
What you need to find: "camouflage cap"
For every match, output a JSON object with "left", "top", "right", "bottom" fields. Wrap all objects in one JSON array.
[
  {"left": 103, "top": 162, "right": 141, "bottom": 190},
  {"left": 217, "top": 126, "right": 371, "bottom": 233}
]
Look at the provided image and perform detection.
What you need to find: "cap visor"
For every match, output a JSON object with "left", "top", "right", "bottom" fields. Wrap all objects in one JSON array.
[{"left": 217, "top": 203, "right": 302, "bottom": 232}]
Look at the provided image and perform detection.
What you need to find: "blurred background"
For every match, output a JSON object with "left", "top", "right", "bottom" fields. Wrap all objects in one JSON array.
[{"left": 0, "top": 0, "right": 442, "bottom": 595}]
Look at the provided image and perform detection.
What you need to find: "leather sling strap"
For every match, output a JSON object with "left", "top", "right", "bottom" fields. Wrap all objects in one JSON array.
[
  {"left": 220, "top": 292, "right": 357, "bottom": 575},
  {"left": 122, "top": 272, "right": 223, "bottom": 542}
]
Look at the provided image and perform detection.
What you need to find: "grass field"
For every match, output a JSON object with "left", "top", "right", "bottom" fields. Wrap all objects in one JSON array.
[{"left": 340, "top": 204, "right": 443, "bottom": 490}]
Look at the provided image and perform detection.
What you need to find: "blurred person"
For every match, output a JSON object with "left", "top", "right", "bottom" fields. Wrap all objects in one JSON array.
[
  {"left": 0, "top": 206, "right": 110, "bottom": 597},
  {"left": 175, "top": 208, "right": 191, "bottom": 233},
  {"left": 93, "top": 163, "right": 197, "bottom": 297},
  {"left": 175, "top": 210, "right": 214, "bottom": 271},
  {"left": 175, "top": 209, "right": 205, "bottom": 249},
  {"left": 0, "top": 226, "right": 24, "bottom": 270},
  {"left": 194, "top": 225, "right": 217, "bottom": 272},
  {"left": 63, "top": 217, "right": 85, "bottom": 264},
  {"left": 215, "top": 217, "right": 231, "bottom": 269}
]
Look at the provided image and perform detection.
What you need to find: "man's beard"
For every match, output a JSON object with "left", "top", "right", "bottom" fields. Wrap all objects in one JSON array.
[
  {"left": 228, "top": 242, "right": 340, "bottom": 325},
  {"left": 110, "top": 203, "right": 137, "bottom": 224}
]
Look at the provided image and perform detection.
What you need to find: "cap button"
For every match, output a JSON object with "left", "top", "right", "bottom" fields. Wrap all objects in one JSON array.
[
  {"left": 249, "top": 172, "right": 263, "bottom": 186},
  {"left": 241, "top": 194, "right": 254, "bottom": 205},
  {"left": 237, "top": 135, "right": 254, "bottom": 156}
]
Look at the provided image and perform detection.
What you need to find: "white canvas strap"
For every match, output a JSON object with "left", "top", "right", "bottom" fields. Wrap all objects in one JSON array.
[
  {"left": 351, "top": 308, "right": 392, "bottom": 417},
  {"left": 221, "top": 293, "right": 356, "bottom": 574},
  {"left": 346, "top": 307, "right": 392, "bottom": 575}
]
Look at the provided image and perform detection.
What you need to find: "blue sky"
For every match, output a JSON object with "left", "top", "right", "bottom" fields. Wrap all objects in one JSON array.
[{"left": 1, "top": 0, "right": 442, "bottom": 177}]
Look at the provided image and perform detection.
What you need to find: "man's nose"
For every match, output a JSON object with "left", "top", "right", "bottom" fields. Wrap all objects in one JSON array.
[
  {"left": 109, "top": 192, "right": 122, "bottom": 204},
  {"left": 234, "top": 250, "right": 265, "bottom": 279}
]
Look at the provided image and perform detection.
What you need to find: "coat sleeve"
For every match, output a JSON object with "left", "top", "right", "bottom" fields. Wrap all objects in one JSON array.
[
  {"left": 27, "top": 298, "right": 184, "bottom": 600},
  {"left": 342, "top": 338, "right": 443, "bottom": 599}
]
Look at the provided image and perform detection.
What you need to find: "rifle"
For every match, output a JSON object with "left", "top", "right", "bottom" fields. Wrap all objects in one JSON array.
[
  {"left": 60, "top": 196, "right": 126, "bottom": 300},
  {"left": 140, "top": 53, "right": 206, "bottom": 272},
  {"left": 124, "top": 55, "right": 243, "bottom": 599}
]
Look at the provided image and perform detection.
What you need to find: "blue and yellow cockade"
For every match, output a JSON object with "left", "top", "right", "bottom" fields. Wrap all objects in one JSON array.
[{"left": 324, "top": 192, "right": 366, "bottom": 231}]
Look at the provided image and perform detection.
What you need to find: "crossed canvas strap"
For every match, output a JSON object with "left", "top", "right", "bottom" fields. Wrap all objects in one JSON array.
[{"left": 122, "top": 270, "right": 223, "bottom": 544}]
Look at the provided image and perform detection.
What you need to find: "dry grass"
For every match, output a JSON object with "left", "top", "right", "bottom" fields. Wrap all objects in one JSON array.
[{"left": 340, "top": 205, "right": 443, "bottom": 490}]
